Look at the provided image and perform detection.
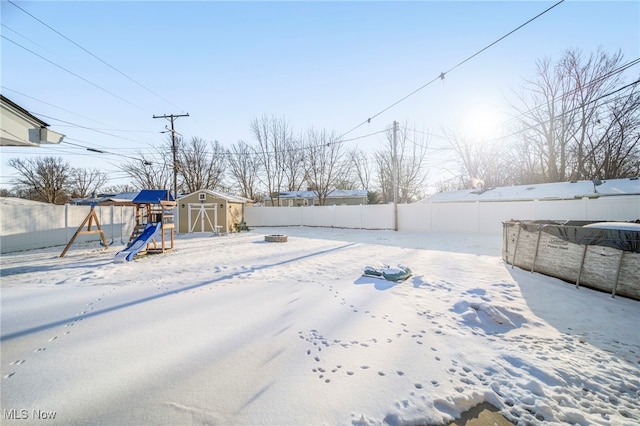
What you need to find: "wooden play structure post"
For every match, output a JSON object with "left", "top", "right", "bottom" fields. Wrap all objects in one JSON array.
[{"left": 60, "top": 205, "right": 109, "bottom": 257}]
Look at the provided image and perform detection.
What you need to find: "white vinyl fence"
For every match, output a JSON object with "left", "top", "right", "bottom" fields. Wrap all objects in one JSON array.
[
  {"left": 2, "top": 195, "right": 638, "bottom": 253},
  {"left": 1, "top": 204, "right": 135, "bottom": 254},
  {"left": 246, "top": 195, "right": 640, "bottom": 234}
]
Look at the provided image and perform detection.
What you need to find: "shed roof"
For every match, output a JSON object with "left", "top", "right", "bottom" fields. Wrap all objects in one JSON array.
[
  {"left": 422, "top": 178, "right": 640, "bottom": 203},
  {"left": 178, "top": 189, "right": 252, "bottom": 204}
]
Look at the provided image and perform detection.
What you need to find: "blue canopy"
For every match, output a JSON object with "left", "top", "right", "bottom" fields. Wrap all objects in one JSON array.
[{"left": 133, "top": 190, "right": 174, "bottom": 204}]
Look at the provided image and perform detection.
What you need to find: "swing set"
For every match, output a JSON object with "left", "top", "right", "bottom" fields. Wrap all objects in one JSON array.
[{"left": 60, "top": 205, "right": 108, "bottom": 257}]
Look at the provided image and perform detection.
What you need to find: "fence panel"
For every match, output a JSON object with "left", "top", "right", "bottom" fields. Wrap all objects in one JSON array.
[
  {"left": 245, "top": 195, "right": 639, "bottom": 235},
  {"left": 1, "top": 204, "right": 135, "bottom": 253}
]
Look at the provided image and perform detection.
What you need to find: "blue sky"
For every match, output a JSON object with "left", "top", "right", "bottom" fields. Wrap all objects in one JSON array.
[{"left": 1, "top": 1, "right": 638, "bottom": 191}]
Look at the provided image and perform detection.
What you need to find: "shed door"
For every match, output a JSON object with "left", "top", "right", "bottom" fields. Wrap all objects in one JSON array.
[{"left": 187, "top": 203, "right": 218, "bottom": 233}]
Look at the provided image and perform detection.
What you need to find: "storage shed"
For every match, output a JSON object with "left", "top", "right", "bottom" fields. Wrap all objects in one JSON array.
[
  {"left": 177, "top": 190, "right": 252, "bottom": 234},
  {"left": 503, "top": 220, "right": 640, "bottom": 300}
]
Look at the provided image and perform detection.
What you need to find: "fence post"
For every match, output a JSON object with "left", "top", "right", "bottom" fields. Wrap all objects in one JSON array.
[
  {"left": 110, "top": 205, "right": 115, "bottom": 242},
  {"left": 582, "top": 196, "right": 589, "bottom": 220},
  {"left": 64, "top": 203, "right": 70, "bottom": 241}
]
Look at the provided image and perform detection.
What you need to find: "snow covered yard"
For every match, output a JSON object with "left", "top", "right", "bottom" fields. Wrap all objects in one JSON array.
[{"left": 1, "top": 227, "right": 639, "bottom": 425}]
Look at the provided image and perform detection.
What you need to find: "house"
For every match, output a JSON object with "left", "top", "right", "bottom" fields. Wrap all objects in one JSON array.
[
  {"left": 177, "top": 190, "right": 253, "bottom": 234},
  {"left": 96, "top": 192, "right": 139, "bottom": 206},
  {"left": 1, "top": 95, "right": 65, "bottom": 147},
  {"left": 263, "top": 189, "right": 368, "bottom": 207},
  {"left": 71, "top": 192, "right": 139, "bottom": 206}
]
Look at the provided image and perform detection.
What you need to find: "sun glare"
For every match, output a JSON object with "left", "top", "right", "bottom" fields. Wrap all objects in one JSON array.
[{"left": 462, "top": 105, "right": 503, "bottom": 140}]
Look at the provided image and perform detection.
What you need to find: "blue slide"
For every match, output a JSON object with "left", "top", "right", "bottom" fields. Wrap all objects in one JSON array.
[{"left": 114, "top": 222, "right": 162, "bottom": 263}]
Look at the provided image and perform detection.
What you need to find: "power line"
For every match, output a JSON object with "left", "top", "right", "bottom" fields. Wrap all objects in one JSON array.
[
  {"left": 1, "top": 86, "right": 120, "bottom": 130},
  {"left": 400, "top": 58, "right": 640, "bottom": 150},
  {"left": 500, "top": 57, "right": 640, "bottom": 131},
  {"left": 338, "top": 0, "right": 566, "bottom": 140},
  {"left": 32, "top": 112, "right": 156, "bottom": 146},
  {"left": 0, "top": 23, "right": 49, "bottom": 51},
  {"left": 1, "top": 35, "right": 144, "bottom": 111},
  {"left": 6, "top": 0, "right": 185, "bottom": 113},
  {"left": 61, "top": 140, "right": 152, "bottom": 164},
  {"left": 431, "top": 79, "right": 640, "bottom": 152}
]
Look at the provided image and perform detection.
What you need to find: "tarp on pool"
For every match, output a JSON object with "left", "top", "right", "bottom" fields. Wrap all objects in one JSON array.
[{"left": 518, "top": 220, "right": 640, "bottom": 253}]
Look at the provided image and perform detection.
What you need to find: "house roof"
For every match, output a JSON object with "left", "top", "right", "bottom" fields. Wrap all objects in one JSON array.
[
  {"left": 70, "top": 192, "right": 139, "bottom": 205},
  {"left": 178, "top": 189, "right": 252, "bottom": 204},
  {"left": 422, "top": 178, "right": 640, "bottom": 203},
  {"left": 266, "top": 189, "right": 368, "bottom": 200},
  {"left": 1, "top": 95, "right": 65, "bottom": 146},
  {"left": 0, "top": 95, "right": 49, "bottom": 127},
  {"left": 100, "top": 192, "right": 140, "bottom": 202},
  {"left": 0, "top": 197, "right": 49, "bottom": 206}
]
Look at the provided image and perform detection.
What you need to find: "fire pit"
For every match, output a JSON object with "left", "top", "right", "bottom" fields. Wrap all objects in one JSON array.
[{"left": 265, "top": 234, "right": 288, "bottom": 243}]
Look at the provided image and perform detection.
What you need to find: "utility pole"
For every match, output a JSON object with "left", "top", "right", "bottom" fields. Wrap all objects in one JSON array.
[
  {"left": 392, "top": 120, "right": 398, "bottom": 231},
  {"left": 153, "top": 113, "right": 189, "bottom": 201}
]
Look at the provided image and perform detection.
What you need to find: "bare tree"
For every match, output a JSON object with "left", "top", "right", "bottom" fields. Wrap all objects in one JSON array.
[
  {"left": 227, "top": 140, "right": 260, "bottom": 200},
  {"left": 177, "top": 137, "right": 226, "bottom": 193},
  {"left": 348, "top": 148, "right": 380, "bottom": 204},
  {"left": 581, "top": 83, "right": 640, "bottom": 179},
  {"left": 302, "top": 128, "right": 348, "bottom": 206},
  {"left": 69, "top": 167, "right": 108, "bottom": 198},
  {"left": 443, "top": 129, "right": 515, "bottom": 188},
  {"left": 251, "top": 115, "right": 292, "bottom": 206},
  {"left": 283, "top": 136, "right": 306, "bottom": 191},
  {"left": 375, "top": 123, "right": 430, "bottom": 203},
  {"left": 101, "top": 183, "right": 137, "bottom": 194},
  {"left": 9, "top": 156, "right": 71, "bottom": 204},
  {"left": 349, "top": 148, "right": 373, "bottom": 190},
  {"left": 374, "top": 149, "right": 393, "bottom": 203},
  {"left": 511, "top": 48, "right": 636, "bottom": 183},
  {"left": 119, "top": 150, "right": 172, "bottom": 191}
]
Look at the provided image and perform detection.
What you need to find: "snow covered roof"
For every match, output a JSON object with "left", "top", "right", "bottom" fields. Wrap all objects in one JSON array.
[
  {"left": 422, "top": 178, "right": 640, "bottom": 203},
  {"left": 0, "top": 197, "right": 49, "bottom": 206},
  {"left": 102, "top": 192, "right": 140, "bottom": 201},
  {"left": 178, "top": 189, "right": 252, "bottom": 204},
  {"left": 266, "top": 189, "right": 368, "bottom": 200}
]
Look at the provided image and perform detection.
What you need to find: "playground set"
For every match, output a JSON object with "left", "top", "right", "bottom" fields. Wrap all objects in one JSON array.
[
  {"left": 61, "top": 189, "right": 176, "bottom": 263},
  {"left": 114, "top": 190, "right": 176, "bottom": 262}
]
